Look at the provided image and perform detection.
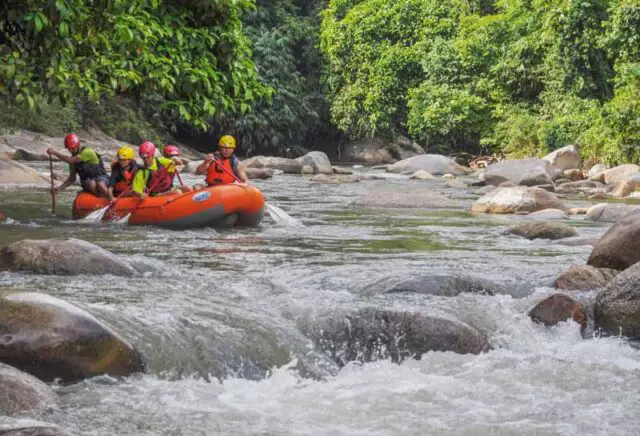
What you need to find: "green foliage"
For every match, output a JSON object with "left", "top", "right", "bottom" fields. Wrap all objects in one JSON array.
[
  {"left": 0, "top": 97, "right": 80, "bottom": 136},
  {"left": 0, "top": 0, "right": 269, "bottom": 132}
]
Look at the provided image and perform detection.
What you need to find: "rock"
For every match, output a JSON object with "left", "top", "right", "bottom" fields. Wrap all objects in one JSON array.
[
  {"left": 300, "top": 308, "right": 488, "bottom": 366},
  {"left": 310, "top": 174, "right": 360, "bottom": 184},
  {"left": 301, "top": 165, "right": 314, "bottom": 174},
  {"left": 242, "top": 156, "right": 304, "bottom": 174},
  {"left": 588, "top": 192, "right": 608, "bottom": 200},
  {"left": 0, "top": 291, "right": 146, "bottom": 383},
  {"left": 294, "top": 151, "right": 332, "bottom": 175},
  {"left": 360, "top": 273, "right": 510, "bottom": 297},
  {"left": 341, "top": 136, "right": 424, "bottom": 164},
  {"left": 554, "top": 236, "right": 598, "bottom": 247},
  {"left": 387, "top": 154, "right": 471, "bottom": 176},
  {"left": 0, "top": 159, "right": 49, "bottom": 185},
  {"left": 0, "top": 362, "right": 57, "bottom": 416},
  {"left": 563, "top": 169, "right": 583, "bottom": 181},
  {"left": 244, "top": 167, "right": 274, "bottom": 180},
  {"left": 529, "top": 294, "right": 586, "bottom": 327},
  {"left": 594, "top": 262, "right": 640, "bottom": 339},
  {"left": 445, "top": 179, "right": 467, "bottom": 189},
  {"left": 0, "top": 427, "right": 73, "bottom": 436},
  {"left": 484, "top": 159, "right": 553, "bottom": 186},
  {"left": 354, "top": 186, "right": 464, "bottom": 209},
  {"left": 587, "top": 164, "right": 608, "bottom": 178},
  {"left": 0, "top": 210, "right": 7, "bottom": 223},
  {"left": 587, "top": 209, "right": 640, "bottom": 270},
  {"left": 471, "top": 186, "right": 566, "bottom": 214},
  {"left": 543, "top": 145, "right": 581, "bottom": 171},
  {"left": 537, "top": 184, "right": 556, "bottom": 192},
  {"left": 558, "top": 180, "right": 605, "bottom": 190},
  {"left": 584, "top": 203, "right": 640, "bottom": 223},
  {"left": 522, "top": 209, "right": 569, "bottom": 220},
  {"left": 607, "top": 179, "right": 640, "bottom": 198},
  {"left": 442, "top": 173, "right": 456, "bottom": 179},
  {"left": 554, "top": 265, "right": 619, "bottom": 290},
  {"left": 504, "top": 222, "right": 577, "bottom": 240},
  {"left": 0, "top": 238, "right": 139, "bottom": 276},
  {"left": 473, "top": 185, "right": 496, "bottom": 195},
  {"left": 568, "top": 207, "right": 588, "bottom": 215},
  {"left": 601, "top": 164, "right": 640, "bottom": 184},
  {"left": 332, "top": 166, "right": 353, "bottom": 175},
  {"left": 410, "top": 170, "right": 436, "bottom": 180}
]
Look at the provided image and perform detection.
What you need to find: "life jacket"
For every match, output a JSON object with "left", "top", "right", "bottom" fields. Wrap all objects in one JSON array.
[
  {"left": 206, "top": 156, "right": 240, "bottom": 186},
  {"left": 146, "top": 158, "right": 173, "bottom": 194},
  {"left": 110, "top": 162, "right": 137, "bottom": 196},
  {"left": 75, "top": 148, "right": 106, "bottom": 181}
]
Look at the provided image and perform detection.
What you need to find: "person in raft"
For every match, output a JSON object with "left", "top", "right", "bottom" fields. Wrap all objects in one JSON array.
[
  {"left": 195, "top": 135, "right": 248, "bottom": 187},
  {"left": 130, "top": 141, "right": 177, "bottom": 199},
  {"left": 162, "top": 144, "right": 193, "bottom": 193},
  {"left": 107, "top": 146, "right": 138, "bottom": 202},
  {"left": 47, "top": 133, "right": 109, "bottom": 198}
]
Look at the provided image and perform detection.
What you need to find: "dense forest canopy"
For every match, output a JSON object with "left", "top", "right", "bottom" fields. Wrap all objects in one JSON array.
[{"left": 1, "top": 0, "right": 639, "bottom": 163}]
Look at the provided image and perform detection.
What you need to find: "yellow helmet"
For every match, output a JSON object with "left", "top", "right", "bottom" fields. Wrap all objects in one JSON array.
[
  {"left": 117, "top": 146, "right": 135, "bottom": 160},
  {"left": 218, "top": 135, "right": 236, "bottom": 149}
]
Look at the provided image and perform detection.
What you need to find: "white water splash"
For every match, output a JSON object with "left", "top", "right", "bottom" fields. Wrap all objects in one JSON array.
[
  {"left": 266, "top": 203, "right": 303, "bottom": 227},
  {"left": 82, "top": 206, "right": 109, "bottom": 222}
]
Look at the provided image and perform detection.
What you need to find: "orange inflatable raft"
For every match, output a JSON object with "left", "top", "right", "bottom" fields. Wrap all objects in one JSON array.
[{"left": 72, "top": 185, "right": 265, "bottom": 229}]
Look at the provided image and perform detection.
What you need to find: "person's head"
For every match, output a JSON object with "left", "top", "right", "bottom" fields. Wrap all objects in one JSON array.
[
  {"left": 117, "top": 146, "right": 135, "bottom": 168},
  {"left": 218, "top": 135, "right": 236, "bottom": 158},
  {"left": 64, "top": 133, "right": 81, "bottom": 155},
  {"left": 163, "top": 145, "right": 180, "bottom": 158},
  {"left": 138, "top": 141, "right": 156, "bottom": 167}
]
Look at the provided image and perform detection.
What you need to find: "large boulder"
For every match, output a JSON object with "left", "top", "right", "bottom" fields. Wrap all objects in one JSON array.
[
  {"left": 587, "top": 164, "right": 608, "bottom": 178},
  {"left": 521, "top": 209, "right": 569, "bottom": 220},
  {"left": 543, "top": 145, "right": 581, "bottom": 171},
  {"left": 553, "top": 265, "right": 619, "bottom": 291},
  {"left": 587, "top": 209, "right": 640, "bottom": 270},
  {"left": 0, "top": 362, "right": 57, "bottom": 416},
  {"left": 0, "top": 291, "right": 146, "bottom": 382},
  {"left": 528, "top": 294, "right": 586, "bottom": 327},
  {"left": 300, "top": 308, "right": 487, "bottom": 366},
  {"left": 483, "top": 159, "right": 553, "bottom": 186},
  {"left": 0, "top": 159, "right": 49, "bottom": 185},
  {"left": 354, "top": 186, "right": 464, "bottom": 209},
  {"left": 601, "top": 164, "right": 640, "bottom": 184},
  {"left": 340, "top": 136, "right": 424, "bottom": 164},
  {"left": 294, "top": 151, "right": 332, "bottom": 175},
  {"left": 594, "top": 262, "right": 640, "bottom": 339},
  {"left": 606, "top": 174, "right": 640, "bottom": 198},
  {"left": 244, "top": 167, "right": 275, "bottom": 180},
  {"left": 471, "top": 186, "right": 566, "bottom": 214},
  {"left": 504, "top": 222, "right": 578, "bottom": 240},
  {"left": 0, "top": 238, "right": 139, "bottom": 276},
  {"left": 387, "top": 154, "right": 471, "bottom": 176},
  {"left": 242, "top": 156, "right": 303, "bottom": 174},
  {"left": 584, "top": 203, "right": 640, "bottom": 223}
]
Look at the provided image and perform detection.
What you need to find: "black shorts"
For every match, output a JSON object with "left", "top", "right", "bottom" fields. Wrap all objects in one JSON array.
[{"left": 81, "top": 175, "right": 108, "bottom": 192}]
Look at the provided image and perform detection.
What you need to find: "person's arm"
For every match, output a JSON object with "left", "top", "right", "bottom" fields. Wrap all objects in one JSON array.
[
  {"left": 54, "top": 165, "right": 77, "bottom": 192},
  {"left": 236, "top": 161, "right": 249, "bottom": 184},
  {"left": 195, "top": 155, "right": 213, "bottom": 176},
  {"left": 47, "top": 148, "right": 81, "bottom": 164},
  {"left": 131, "top": 170, "right": 147, "bottom": 199}
]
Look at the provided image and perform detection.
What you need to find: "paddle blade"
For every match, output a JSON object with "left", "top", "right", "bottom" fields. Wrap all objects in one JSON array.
[
  {"left": 265, "top": 202, "right": 302, "bottom": 226},
  {"left": 82, "top": 206, "right": 109, "bottom": 222}
]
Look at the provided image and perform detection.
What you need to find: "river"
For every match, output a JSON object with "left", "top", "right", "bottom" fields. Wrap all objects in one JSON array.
[{"left": 1, "top": 166, "right": 639, "bottom": 435}]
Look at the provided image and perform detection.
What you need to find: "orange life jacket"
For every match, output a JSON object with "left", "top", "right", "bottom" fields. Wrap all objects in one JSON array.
[
  {"left": 206, "top": 157, "right": 238, "bottom": 186},
  {"left": 110, "top": 162, "right": 137, "bottom": 196}
]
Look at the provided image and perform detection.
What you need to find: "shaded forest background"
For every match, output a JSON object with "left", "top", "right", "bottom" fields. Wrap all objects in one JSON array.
[{"left": 1, "top": 0, "right": 639, "bottom": 164}]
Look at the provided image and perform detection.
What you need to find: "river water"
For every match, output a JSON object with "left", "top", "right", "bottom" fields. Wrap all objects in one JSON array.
[{"left": 1, "top": 167, "right": 639, "bottom": 435}]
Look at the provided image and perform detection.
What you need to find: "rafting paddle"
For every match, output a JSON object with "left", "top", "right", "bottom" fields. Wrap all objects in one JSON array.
[{"left": 49, "top": 153, "right": 56, "bottom": 215}]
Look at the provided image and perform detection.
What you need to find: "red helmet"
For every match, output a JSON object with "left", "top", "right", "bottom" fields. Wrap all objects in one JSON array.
[
  {"left": 163, "top": 145, "right": 179, "bottom": 157},
  {"left": 139, "top": 141, "right": 156, "bottom": 157},
  {"left": 64, "top": 133, "right": 80, "bottom": 150}
]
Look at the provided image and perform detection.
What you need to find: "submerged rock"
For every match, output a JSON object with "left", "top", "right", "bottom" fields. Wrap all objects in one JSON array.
[
  {"left": 0, "top": 238, "right": 139, "bottom": 276},
  {"left": 0, "top": 362, "right": 57, "bottom": 416},
  {"left": 409, "top": 170, "right": 436, "bottom": 180},
  {"left": 360, "top": 273, "right": 509, "bottom": 297},
  {"left": 504, "top": 222, "right": 578, "bottom": 240},
  {"left": 354, "top": 186, "right": 464, "bottom": 209},
  {"left": 301, "top": 308, "right": 488, "bottom": 366},
  {"left": 553, "top": 265, "right": 619, "bottom": 291},
  {"left": 521, "top": 209, "right": 569, "bottom": 220},
  {"left": 0, "top": 291, "right": 146, "bottom": 383},
  {"left": 587, "top": 209, "right": 640, "bottom": 270},
  {"left": 594, "top": 262, "right": 640, "bottom": 339},
  {"left": 528, "top": 294, "right": 586, "bottom": 327},
  {"left": 584, "top": 203, "right": 640, "bottom": 223}
]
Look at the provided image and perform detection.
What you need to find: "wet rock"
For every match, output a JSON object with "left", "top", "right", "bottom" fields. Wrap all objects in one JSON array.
[
  {"left": 445, "top": 179, "right": 467, "bottom": 189},
  {"left": 0, "top": 291, "right": 146, "bottom": 383},
  {"left": 354, "top": 186, "right": 464, "bottom": 209},
  {"left": 0, "top": 426, "right": 73, "bottom": 436},
  {"left": 563, "top": 169, "right": 583, "bottom": 181},
  {"left": 295, "top": 151, "right": 332, "bottom": 174},
  {"left": 301, "top": 308, "right": 488, "bottom": 366},
  {"left": 471, "top": 186, "right": 566, "bottom": 214},
  {"left": 587, "top": 164, "right": 608, "bottom": 178},
  {"left": 0, "top": 238, "right": 139, "bottom": 276},
  {"left": 587, "top": 209, "right": 640, "bottom": 270},
  {"left": 244, "top": 167, "right": 275, "bottom": 180},
  {"left": 554, "top": 265, "right": 619, "bottom": 291},
  {"left": 601, "top": 164, "right": 640, "bottom": 184},
  {"left": 360, "top": 273, "right": 509, "bottom": 297},
  {"left": 522, "top": 209, "right": 569, "bottom": 220},
  {"left": 584, "top": 203, "right": 640, "bottom": 223},
  {"left": 594, "top": 262, "right": 640, "bottom": 339},
  {"left": 529, "top": 294, "right": 586, "bottom": 327},
  {"left": 301, "top": 165, "right": 314, "bottom": 174},
  {"left": 568, "top": 207, "right": 588, "bottom": 215},
  {"left": 536, "top": 184, "right": 556, "bottom": 192},
  {"left": 553, "top": 236, "right": 598, "bottom": 247},
  {"left": 484, "top": 158, "right": 553, "bottom": 187},
  {"left": 410, "top": 170, "right": 436, "bottom": 180},
  {"left": 310, "top": 174, "right": 359, "bottom": 184},
  {"left": 504, "top": 222, "right": 577, "bottom": 240},
  {"left": 0, "top": 362, "right": 57, "bottom": 416},
  {"left": 442, "top": 173, "right": 456, "bottom": 179},
  {"left": 543, "top": 145, "right": 581, "bottom": 171},
  {"left": 242, "top": 156, "right": 304, "bottom": 174},
  {"left": 0, "top": 159, "right": 49, "bottom": 185},
  {"left": 387, "top": 154, "right": 471, "bottom": 176},
  {"left": 332, "top": 166, "right": 353, "bottom": 175},
  {"left": 607, "top": 179, "right": 640, "bottom": 198},
  {"left": 473, "top": 185, "right": 495, "bottom": 195}
]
